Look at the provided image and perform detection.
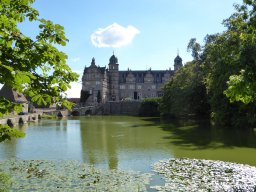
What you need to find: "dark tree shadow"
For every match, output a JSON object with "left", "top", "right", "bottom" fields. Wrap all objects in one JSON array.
[{"left": 142, "top": 117, "right": 256, "bottom": 149}]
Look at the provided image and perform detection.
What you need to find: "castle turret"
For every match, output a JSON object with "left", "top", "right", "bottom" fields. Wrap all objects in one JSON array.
[
  {"left": 90, "top": 57, "right": 96, "bottom": 67},
  {"left": 108, "top": 53, "right": 119, "bottom": 101},
  {"left": 174, "top": 54, "right": 183, "bottom": 71}
]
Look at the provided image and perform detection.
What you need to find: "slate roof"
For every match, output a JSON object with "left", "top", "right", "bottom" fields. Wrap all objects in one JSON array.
[
  {"left": 119, "top": 70, "right": 174, "bottom": 83},
  {"left": 83, "top": 66, "right": 107, "bottom": 75},
  {"left": 0, "top": 84, "right": 28, "bottom": 103}
]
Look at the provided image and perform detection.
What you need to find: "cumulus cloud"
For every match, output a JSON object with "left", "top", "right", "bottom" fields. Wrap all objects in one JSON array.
[{"left": 91, "top": 23, "right": 140, "bottom": 48}]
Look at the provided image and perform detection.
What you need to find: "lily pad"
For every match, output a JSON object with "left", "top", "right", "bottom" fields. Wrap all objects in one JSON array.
[
  {"left": 0, "top": 159, "right": 151, "bottom": 192},
  {"left": 152, "top": 158, "right": 256, "bottom": 191}
]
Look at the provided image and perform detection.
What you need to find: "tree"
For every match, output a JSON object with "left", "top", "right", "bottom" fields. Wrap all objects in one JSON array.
[
  {"left": 139, "top": 97, "right": 160, "bottom": 117},
  {"left": 200, "top": 0, "right": 256, "bottom": 127},
  {"left": 187, "top": 38, "right": 201, "bottom": 61},
  {"left": 160, "top": 61, "right": 210, "bottom": 118},
  {"left": 223, "top": 1, "right": 256, "bottom": 104},
  {"left": 0, "top": 0, "right": 79, "bottom": 142},
  {"left": 160, "top": 0, "right": 256, "bottom": 128}
]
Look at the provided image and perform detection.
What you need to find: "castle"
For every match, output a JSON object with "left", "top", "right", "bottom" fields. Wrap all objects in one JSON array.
[{"left": 81, "top": 54, "right": 183, "bottom": 105}]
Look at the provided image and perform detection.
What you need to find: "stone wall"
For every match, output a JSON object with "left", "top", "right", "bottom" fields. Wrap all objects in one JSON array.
[
  {"left": 0, "top": 113, "right": 42, "bottom": 127},
  {"left": 103, "top": 101, "right": 141, "bottom": 115}
]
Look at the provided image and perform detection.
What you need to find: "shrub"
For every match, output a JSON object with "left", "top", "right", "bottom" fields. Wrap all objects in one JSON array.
[{"left": 139, "top": 98, "right": 161, "bottom": 117}]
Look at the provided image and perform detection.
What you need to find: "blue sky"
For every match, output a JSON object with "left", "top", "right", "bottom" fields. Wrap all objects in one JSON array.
[{"left": 23, "top": 0, "right": 242, "bottom": 97}]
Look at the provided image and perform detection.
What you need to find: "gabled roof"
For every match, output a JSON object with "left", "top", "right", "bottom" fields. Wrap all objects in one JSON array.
[
  {"left": 0, "top": 84, "right": 28, "bottom": 103},
  {"left": 83, "top": 66, "right": 107, "bottom": 75},
  {"left": 83, "top": 57, "right": 107, "bottom": 75}
]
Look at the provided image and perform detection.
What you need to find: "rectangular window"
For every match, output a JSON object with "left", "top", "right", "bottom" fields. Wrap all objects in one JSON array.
[
  {"left": 152, "top": 85, "right": 156, "bottom": 89},
  {"left": 129, "top": 85, "right": 135, "bottom": 89},
  {"left": 96, "top": 81, "right": 100, "bottom": 85},
  {"left": 120, "top": 85, "right": 125, "bottom": 89},
  {"left": 137, "top": 85, "right": 142, "bottom": 89}
]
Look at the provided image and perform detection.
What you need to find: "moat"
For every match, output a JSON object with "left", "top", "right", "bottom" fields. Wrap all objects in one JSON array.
[{"left": 1, "top": 116, "right": 256, "bottom": 171}]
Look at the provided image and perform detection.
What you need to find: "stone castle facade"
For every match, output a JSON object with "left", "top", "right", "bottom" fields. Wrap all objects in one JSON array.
[{"left": 81, "top": 54, "right": 183, "bottom": 105}]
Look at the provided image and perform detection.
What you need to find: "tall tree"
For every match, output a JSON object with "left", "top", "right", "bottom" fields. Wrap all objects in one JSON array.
[
  {"left": 0, "top": 0, "right": 79, "bottom": 142},
  {"left": 160, "top": 61, "right": 209, "bottom": 118},
  {"left": 223, "top": 1, "right": 256, "bottom": 104},
  {"left": 201, "top": 0, "right": 256, "bottom": 127}
]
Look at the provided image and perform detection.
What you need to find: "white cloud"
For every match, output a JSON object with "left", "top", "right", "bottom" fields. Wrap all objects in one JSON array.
[{"left": 91, "top": 23, "right": 140, "bottom": 48}]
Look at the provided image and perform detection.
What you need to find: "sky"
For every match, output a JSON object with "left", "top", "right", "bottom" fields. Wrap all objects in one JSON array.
[{"left": 21, "top": 0, "right": 242, "bottom": 98}]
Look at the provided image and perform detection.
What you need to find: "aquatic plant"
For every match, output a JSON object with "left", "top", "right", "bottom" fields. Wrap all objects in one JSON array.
[
  {"left": 0, "top": 159, "right": 151, "bottom": 192},
  {"left": 152, "top": 158, "right": 256, "bottom": 191},
  {"left": 0, "top": 172, "right": 12, "bottom": 192}
]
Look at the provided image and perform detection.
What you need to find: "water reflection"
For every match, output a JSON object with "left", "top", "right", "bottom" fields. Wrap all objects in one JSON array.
[
  {"left": 0, "top": 119, "right": 71, "bottom": 160},
  {"left": 78, "top": 116, "right": 172, "bottom": 170},
  {"left": 0, "top": 116, "right": 255, "bottom": 171},
  {"left": 80, "top": 117, "right": 118, "bottom": 169}
]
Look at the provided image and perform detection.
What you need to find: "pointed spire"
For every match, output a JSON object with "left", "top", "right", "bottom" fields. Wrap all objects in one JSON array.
[
  {"left": 177, "top": 49, "right": 179, "bottom": 56},
  {"left": 91, "top": 57, "right": 96, "bottom": 66}
]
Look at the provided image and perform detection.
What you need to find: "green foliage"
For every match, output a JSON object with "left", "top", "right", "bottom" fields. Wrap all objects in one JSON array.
[
  {"left": 224, "top": 70, "right": 255, "bottom": 104},
  {"left": 139, "top": 97, "right": 161, "bottom": 117},
  {"left": 160, "top": 62, "right": 209, "bottom": 118},
  {"left": 0, "top": 97, "right": 22, "bottom": 117},
  {"left": 41, "top": 114, "right": 57, "bottom": 119},
  {"left": 0, "top": 0, "right": 79, "bottom": 141},
  {"left": 161, "top": 0, "right": 256, "bottom": 128},
  {"left": 187, "top": 38, "right": 201, "bottom": 61},
  {"left": 200, "top": 1, "right": 256, "bottom": 127},
  {"left": 0, "top": 125, "right": 25, "bottom": 142},
  {"left": 0, "top": 172, "right": 12, "bottom": 192},
  {"left": 0, "top": 0, "right": 78, "bottom": 109}
]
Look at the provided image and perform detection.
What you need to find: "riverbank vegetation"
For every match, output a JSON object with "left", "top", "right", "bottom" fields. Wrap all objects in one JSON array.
[
  {"left": 160, "top": 0, "right": 256, "bottom": 129},
  {"left": 139, "top": 98, "right": 161, "bottom": 117}
]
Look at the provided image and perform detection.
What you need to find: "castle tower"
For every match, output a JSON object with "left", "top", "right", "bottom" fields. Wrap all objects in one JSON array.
[
  {"left": 174, "top": 54, "right": 183, "bottom": 71},
  {"left": 108, "top": 53, "right": 119, "bottom": 101}
]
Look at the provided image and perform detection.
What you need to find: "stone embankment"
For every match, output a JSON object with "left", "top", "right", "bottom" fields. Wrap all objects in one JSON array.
[
  {"left": 34, "top": 108, "right": 69, "bottom": 117},
  {"left": 0, "top": 113, "right": 42, "bottom": 127}
]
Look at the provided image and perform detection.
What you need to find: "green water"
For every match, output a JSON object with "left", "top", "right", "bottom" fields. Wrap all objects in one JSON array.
[{"left": 0, "top": 116, "right": 255, "bottom": 172}]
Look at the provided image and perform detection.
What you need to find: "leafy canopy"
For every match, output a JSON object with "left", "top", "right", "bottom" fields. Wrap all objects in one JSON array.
[
  {"left": 0, "top": 0, "right": 79, "bottom": 141},
  {"left": 160, "top": 0, "right": 256, "bottom": 128}
]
